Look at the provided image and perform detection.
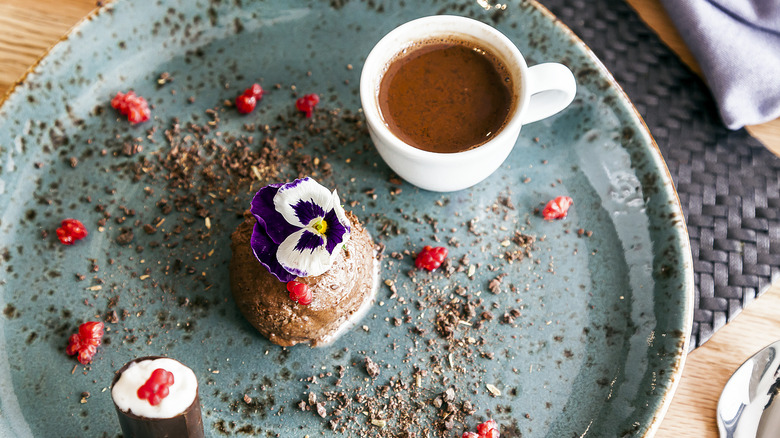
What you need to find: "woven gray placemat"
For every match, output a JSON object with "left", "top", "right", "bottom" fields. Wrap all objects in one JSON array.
[{"left": 542, "top": 0, "right": 780, "bottom": 348}]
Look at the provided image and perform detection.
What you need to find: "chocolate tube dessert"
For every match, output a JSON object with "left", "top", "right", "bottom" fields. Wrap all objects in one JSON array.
[
  {"left": 229, "top": 177, "right": 378, "bottom": 346},
  {"left": 111, "top": 356, "right": 204, "bottom": 438}
]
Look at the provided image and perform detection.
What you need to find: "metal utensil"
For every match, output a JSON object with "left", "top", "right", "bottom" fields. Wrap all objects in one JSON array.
[{"left": 718, "top": 340, "right": 780, "bottom": 438}]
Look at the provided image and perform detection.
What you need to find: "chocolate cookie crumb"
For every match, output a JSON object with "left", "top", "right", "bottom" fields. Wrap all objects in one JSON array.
[{"left": 364, "top": 357, "right": 380, "bottom": 378}]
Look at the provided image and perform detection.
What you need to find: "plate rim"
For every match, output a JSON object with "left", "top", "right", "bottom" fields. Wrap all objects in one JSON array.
[{"left": 530, "top": 2, "right": 695, "bottom": 434}]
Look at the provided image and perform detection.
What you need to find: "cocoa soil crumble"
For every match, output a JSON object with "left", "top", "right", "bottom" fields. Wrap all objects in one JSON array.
[
  {"left": 282, "top": 176, "right": 595, "bottom": 437},
  {"left": 12, "top": 63, "right": 597, "bottom": 437}
]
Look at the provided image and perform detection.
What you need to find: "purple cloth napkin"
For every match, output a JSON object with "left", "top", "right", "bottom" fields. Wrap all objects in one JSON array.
[{"left": 660, "top": 0, "right": 780, "bottom": 129}]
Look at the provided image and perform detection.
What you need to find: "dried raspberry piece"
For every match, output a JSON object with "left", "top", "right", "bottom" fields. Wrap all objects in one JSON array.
[
  {"left": 127, "top": 105, "right": 150, "bottom": 124},
  {"left": 79, "top": 321, "right": 104, "bottom": 341},
  {"left": 462, "top": 433, "right": 480, "bottom": 438},
  {"left": 484, "top": 429, "right": 500, "bottom": 438},
  {"left": 542, "top": 196, "right": 573, "bottom": 220},
  {"left": 110, "top": 92, "right": 129, "bottom": 113},
  {"left": 295, "top": 93, "right": 320, "bottom": 118},
  {"left": 137, "top": 368, "right": 175, "bottom": 406},
  {"left": 415, "top": 245, "right": 448, "bottom": 271},
  {"left": 476, "top": 419, "right": 500, "bottom": 438},
  {"left": 235, "top": 94, "right": 257, "bottom": 114},
  {"left": 235, "top": 83, "right": 263, "bottom": 114},
  {"left": 111, "top": 91, "right": 150, "bottom": 124},
  {"left": 56, "top": 219, "right": 88, "bottom": 245},
  {"left": 287, "top": 281, "right": 312, "bottom": 305},
  {"left": 246, "top": 83, "right": 264, "bottom": 100},
  {"left": 66, "top": 321, "right": 104, "bottom": 365}
]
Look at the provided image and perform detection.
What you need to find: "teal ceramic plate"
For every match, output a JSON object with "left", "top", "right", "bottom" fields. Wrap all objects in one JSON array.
[{"left": 0, "top": 1, "right": 693, "bottom": 436}]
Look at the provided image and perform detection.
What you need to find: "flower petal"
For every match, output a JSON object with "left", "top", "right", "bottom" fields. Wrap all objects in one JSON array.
[
  {"left": 323, "top": 208, "right": 350, "bottom": 254},
  {"left": 274, "top": 178, "right": 334, "bottom": 227},
  {"left": 250, "top": 222, "right": 296, "bottom": 282},
  {"left": 292, "top": 200, "right": 325, "bottom": 227},
  {"left": 294, "top": 229, "right": 325, "bottom": 253},
  {"left": 277, "top": 229, "right": 332, "bottom": 277},
  {"left": 250, "top": 184, "right": 298, "bottom": 244},
  {"left": 331, "top": 190, "right": 351, "bottom": 232}
]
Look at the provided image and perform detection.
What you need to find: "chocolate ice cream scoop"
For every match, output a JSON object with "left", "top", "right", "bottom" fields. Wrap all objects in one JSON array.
[{"left": 229, "top": 211, "right": 377, "bottom": 346}]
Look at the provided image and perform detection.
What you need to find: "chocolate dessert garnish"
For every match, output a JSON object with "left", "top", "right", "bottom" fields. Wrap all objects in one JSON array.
[{"left": 111, "top": 356, "right": 204, "bottom": 438}]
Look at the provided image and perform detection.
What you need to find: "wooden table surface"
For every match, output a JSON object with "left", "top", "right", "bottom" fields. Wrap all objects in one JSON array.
[{"left": 1, "top": 1, "right": 779, "bottom": 436}]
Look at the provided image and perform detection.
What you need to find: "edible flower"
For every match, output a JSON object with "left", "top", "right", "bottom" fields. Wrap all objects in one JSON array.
[{"left": 250, "top": 177, "right": 350, "bottom": 282}]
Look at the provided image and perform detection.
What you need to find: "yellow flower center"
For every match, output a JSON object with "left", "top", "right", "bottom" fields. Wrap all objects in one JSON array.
[{"left": 313, "top": 219, "right": 328, "bottom": 235}]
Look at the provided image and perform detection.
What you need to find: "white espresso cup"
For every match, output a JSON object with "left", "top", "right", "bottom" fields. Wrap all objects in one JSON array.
[{"left": 360, "top": 15, "right": 577, "bottom": 192}]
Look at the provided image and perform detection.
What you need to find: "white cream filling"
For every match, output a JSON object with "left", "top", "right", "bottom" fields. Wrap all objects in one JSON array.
[{"left": 111, "top": 358, "right": 197, "bottom": 419}]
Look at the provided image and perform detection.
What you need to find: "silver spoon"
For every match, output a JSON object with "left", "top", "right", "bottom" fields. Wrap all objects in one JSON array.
[{"left": 717, "top": 340, "right": 780, "bottom": 438}]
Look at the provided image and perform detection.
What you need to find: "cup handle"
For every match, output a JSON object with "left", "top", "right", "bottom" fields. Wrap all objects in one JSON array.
[{"left": 523, "top": 63, "right": 577, "bottom": 124}]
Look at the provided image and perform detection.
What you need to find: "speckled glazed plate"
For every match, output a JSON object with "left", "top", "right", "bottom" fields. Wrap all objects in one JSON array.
[{"left": 0, "top": 0, "right": 693, "bottom": 437}]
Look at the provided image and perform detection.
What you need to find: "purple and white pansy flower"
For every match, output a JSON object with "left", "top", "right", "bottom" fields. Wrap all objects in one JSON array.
[{"left": 250, "top": 177, "right": 351, "bottom": 282}]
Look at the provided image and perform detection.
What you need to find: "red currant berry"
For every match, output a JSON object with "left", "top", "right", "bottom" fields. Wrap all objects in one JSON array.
[
  {"left": 287, "top": 280, "right": 312, "bottom": 305},
  {"left": 414, "top": 245, "right": 448, "bottom": 271},
  {"left": 542, "top": 196, "right": 573, "bottom": 220},
  {"left": 56, "top": 219, "right": 88, "bottom": 245},
  {"left": 295, "top": 93, "right": 320, "bottom": 118},
  {"left": 137, "top": 368, "right": 175, "bottom": 406},
  {"left": 236, "top": 94, "right": 257, "bottom": 114}
]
